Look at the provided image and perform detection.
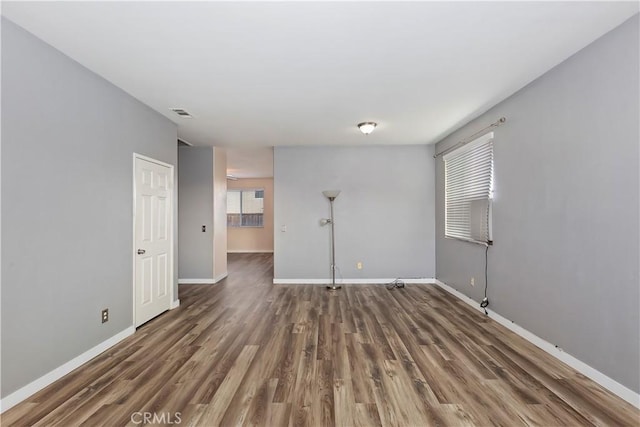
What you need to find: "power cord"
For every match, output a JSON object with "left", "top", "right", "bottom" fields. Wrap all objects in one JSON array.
[
  {"left": 480, "top": 244, "right": 490, "bottom": 314},
  {"left": 386, "top": 279, "right": 405, "bottom": 290}
]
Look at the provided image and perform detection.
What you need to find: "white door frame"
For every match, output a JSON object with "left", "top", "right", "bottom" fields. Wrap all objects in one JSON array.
[{"left": 132, "top": 153, "right": 175, "bottom": 327}]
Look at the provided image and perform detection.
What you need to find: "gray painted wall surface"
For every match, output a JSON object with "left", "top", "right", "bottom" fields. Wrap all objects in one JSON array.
[
  {"left": 178, "top": 146, "right": 214, "bottom": 279},
  {"left": 1, "top": 19, "right": 178, "bottom": 397},
  {"left": 435, "top": 15, "right": 639, "bottom": 392},
  {"left": 274, "top": 145, "right": 435, "bottom": 281}
]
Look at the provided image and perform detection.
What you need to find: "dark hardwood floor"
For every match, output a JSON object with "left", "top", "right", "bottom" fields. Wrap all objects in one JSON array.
[{"left": 3, "top": 253, "right": 639, "bottom": 426}]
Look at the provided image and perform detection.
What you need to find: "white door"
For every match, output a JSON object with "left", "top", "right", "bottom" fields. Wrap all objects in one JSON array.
[{"left": 134, "top": 155, "right": 173, "bottom": 327}]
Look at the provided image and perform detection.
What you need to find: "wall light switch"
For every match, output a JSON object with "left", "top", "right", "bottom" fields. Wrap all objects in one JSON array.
[
  {"left": 281, "top": 225, "right": 287, "bottom": 232},
  {"left": 357, "top": 262, "right": 363, "bottom": 270}
]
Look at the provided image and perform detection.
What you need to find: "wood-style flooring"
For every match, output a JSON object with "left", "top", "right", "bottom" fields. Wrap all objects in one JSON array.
[{"left": 3, "top": 253, "right": 639, "bottom": 426}]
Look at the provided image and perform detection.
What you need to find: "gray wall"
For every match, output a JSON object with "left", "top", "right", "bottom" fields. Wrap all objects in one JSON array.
[
  {"left": 1, "top": 19, "right": 178, "bottom": 397},
  {"left": 435, "top": 15, "right": 639, "bottom": 393},
  {"left": 178, "top": 146, "right": 214, "bottom": 279},
  {"left": 274, "top": 145, "right": 435, "bottom": 281}
]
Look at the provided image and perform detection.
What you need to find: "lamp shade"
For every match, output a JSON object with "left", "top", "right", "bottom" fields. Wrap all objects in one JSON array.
[
  {"left": 358, "top": 122, "right": 377, "bottom": 135},
  {"left": 322, "top": 190, "right": 341, "bottom": 199}
]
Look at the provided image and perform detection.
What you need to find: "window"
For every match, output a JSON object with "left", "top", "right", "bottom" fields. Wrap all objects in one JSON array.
[
  {"left": 444, "top": 132, "right": 494, "bottom": 244},
  {"left": 227, "top": 189, "right": 264, "bottom": 227}
]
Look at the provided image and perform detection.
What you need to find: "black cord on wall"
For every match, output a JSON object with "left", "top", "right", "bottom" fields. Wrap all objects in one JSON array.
[{"left": 480, "top": 244, "right": 490, "bottom": 314}]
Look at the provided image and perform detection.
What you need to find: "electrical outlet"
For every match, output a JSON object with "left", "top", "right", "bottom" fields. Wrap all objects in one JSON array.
[
  {"left": 101, "top": 309, "right": 109, "bottom": 323},
  {"left": 356, "top": 261, "right": 363, "bottom": 270},
  {"left": 470, "top": 277, "right": 475, "bottom": 287}
]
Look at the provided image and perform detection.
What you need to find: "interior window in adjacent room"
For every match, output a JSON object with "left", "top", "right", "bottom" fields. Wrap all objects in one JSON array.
[{"left": 227, "top": 189, "right": 264, "bottom": 227}]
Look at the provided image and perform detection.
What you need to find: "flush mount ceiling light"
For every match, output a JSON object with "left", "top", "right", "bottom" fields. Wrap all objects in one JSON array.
[{"left": 358, "top": 122, "right": 377, "bottom": 135}]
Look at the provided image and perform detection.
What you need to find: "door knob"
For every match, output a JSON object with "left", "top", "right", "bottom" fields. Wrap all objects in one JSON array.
[{"left": 137, "top": 249, "right": 146, "bottom": 255}]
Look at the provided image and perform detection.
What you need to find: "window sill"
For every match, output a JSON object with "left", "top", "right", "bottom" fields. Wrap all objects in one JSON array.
[{"left": 444, "top": 235, "right": 492, "bottom": 247}]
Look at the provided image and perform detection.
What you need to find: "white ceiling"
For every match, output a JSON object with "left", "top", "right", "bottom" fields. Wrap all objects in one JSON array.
[{"left": 2, "top": 2, "right": 638, "bottom": 151}]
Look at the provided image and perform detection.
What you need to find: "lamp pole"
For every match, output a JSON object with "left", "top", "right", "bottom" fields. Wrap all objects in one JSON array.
[
  {"left": 322, "top": 190, "right": 341, "bottom": 290},
  {"left": 327, "top": 196, "right": 339, "bottom": 290}
]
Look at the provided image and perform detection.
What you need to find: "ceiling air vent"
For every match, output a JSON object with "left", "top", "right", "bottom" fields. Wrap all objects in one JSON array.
[{"left": 170, "top": 108, "right": 193, "bottom": 118}]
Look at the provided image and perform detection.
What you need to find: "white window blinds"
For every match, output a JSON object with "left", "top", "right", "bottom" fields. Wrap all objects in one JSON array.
[
  {"left": 227, "top": 191, "right": 241, "bottom": 214},
  {"left": 443, "top": 132, "right": 494, "bottom": 244}
]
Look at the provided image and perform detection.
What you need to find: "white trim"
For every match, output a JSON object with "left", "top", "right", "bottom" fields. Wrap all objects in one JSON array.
[
  {"left": 170, "top": 299, "right": 180, "bottom": 309},
  {"left": 214, "top": 272, "right": 228, "bottom": 283},
  {"left": 177, "top": 138, "right": 193, "bottom": 147},
  {"left": 273, "top": 278, "right": 437, "bottom": 285},
  {"left": 132, "top": 154, "right": 175, "bottom": 327},
  {"left": 401, "top": 278, "right": 438, "bottom": 284},
  {"left": 0, "top": 327, "right": 135, "bottom": 413},
  {"left": 178, "top": 278, "right": 215, "bottom": 284},
  {"left": 433, "top": 279, "right": 485, "bottom": 311},
  {"left": 227, "top": 250, "right": 274, "bottom": 254},
  {"left": 433, "top": 279, "right": 640, "bottom": 409},
  {"left": 178, "top": 274, "right": 227, "bottom": 284},
  {"left": 133, "top": 153, "right": 174, "bottom": 169}
]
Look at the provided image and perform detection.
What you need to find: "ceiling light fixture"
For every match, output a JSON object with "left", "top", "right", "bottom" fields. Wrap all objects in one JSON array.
[{"left": 358, "top": 122, "right": 377, "bottom": 135}]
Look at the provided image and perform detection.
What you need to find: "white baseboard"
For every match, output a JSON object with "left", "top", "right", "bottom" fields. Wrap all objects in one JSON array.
[
  {"left": 273, "top": 278, "right": 437, "bottom": 285},
  {"left": 402, "top": 278, "right": 438, "bottom": 284},
  {"left": 0, "top": 326, "right": 135, "bottom": 413},
  {"left": 227, "top": 250, "right": 274, "bottom": 253},
  {"left": 433, "top": 279, "right": 640, "bottom": 409},
  {"left": 179, "top": 274, "right": 227, "bottom": 285},
  {"left": 178, "top": 278, "right": 214, "bottom": 284},
  {"left": 170, "top": 299, "right": 180, "bottom": 309}
]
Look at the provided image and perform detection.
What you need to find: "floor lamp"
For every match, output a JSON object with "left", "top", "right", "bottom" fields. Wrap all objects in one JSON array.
[{"left": 321, "top": 190, "right": 341, "bottom": 290}]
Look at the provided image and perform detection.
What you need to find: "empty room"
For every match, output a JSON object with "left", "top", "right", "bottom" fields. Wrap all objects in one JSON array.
[{"left": 1, "top": 1, "right": 639, "bottom": 426}]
